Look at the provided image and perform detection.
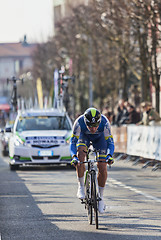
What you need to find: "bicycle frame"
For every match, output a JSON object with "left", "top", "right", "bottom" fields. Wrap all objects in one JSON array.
[
  {"left": 79, "top": 145, "right": 112, "bottom": 229},
  {"left": 81, "top": 147, "right": 102, "bottom": 229}
]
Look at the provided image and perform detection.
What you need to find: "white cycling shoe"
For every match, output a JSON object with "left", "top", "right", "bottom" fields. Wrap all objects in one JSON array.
[
  {"left": 77, "top": 186, "right": 85, "bottom": 199},
  {"left": 98, "top": 199, "right": 106, "bottom": 214}
]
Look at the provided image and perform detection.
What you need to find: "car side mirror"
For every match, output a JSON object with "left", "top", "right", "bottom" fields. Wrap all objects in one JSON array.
[{"left": 5, "top": 127, "right": 12, "bottom": 133}]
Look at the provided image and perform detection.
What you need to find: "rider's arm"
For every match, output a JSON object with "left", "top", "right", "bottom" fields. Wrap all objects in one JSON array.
[
  {"left": 70, "top": 134, "right": 79, "bottom": 158},
  {"left": 103, "top": 118, "right": 115, "bottom": 156},
  {"left": 70, "top": 119, "right": 81, "bottom": 158},
  {"left": 105, "top": 135, "right": 115, "bottom": 156}
]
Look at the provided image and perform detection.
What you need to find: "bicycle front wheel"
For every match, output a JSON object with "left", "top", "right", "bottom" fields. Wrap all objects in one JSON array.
[{"left": 91, "top": 172, "right": 98, "bottom": 229}]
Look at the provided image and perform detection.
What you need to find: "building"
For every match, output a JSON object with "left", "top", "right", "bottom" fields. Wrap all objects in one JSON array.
[
  {"left": 0, "top": 36, "right": 37, "bottom": 112},
  {"left": 0, "top": 36, "right": 37, "bottom": 95},
  {"left": 53, "top": 0, "right": 90, "bottom": 35}
]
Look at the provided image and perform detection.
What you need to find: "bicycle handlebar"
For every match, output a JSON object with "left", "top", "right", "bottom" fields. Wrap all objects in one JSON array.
[
  {"left": 80, "top": 159, "right": 113, "bottom": 164},
  {"left": 80, "top": 160, "right": 106, "bottom": 164}
]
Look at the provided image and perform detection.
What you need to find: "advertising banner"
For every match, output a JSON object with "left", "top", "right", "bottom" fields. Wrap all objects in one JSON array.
[{"left": 127, "top": 125, "right": 161, "bottom": 161}]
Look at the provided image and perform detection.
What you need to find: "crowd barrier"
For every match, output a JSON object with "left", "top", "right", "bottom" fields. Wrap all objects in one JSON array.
[
  {"left": 111, "top": 126, "right": 127, "bottom": 153},
  {"left": 111, "top": 125, "right": 161, "bottom": 161}
]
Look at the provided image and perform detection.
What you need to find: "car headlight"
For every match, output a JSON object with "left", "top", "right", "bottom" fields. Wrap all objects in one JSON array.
[
  {"left": 23, "top": 142, "right": 32, "bottom": 147},
  {"left": 14, "top": 136, "right": 24, "bottom": 146}
]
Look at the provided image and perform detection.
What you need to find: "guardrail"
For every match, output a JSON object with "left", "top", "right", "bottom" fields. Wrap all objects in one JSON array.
[{"left": 111, "top": 125, "right": 161, "bottom": 161}]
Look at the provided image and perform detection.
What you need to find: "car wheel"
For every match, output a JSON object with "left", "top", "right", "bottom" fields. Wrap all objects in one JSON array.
[
  {"left": 9, "top": 164, "right": 19, "bottom": 171},
  {"left": 2, "top": 150, "right": 8, "bottom": 156},
  {"left": 67, "top": 163, "right": 75, "bottom": 169}
]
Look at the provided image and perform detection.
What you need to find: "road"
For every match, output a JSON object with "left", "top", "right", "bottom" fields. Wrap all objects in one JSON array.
[{"left": 0, "top": 154, "right": 161, "bottom": 240}]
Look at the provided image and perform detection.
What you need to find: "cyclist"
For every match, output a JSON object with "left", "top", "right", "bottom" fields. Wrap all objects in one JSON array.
[{"left": 70, "top": 107, "right": 114, "bottom": 214}]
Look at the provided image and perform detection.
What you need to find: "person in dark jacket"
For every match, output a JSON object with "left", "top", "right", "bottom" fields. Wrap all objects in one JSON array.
[
  {"left": 115, "top": 99, "right": 129, "bottom": 126},
  {"left": 125, "top": 105, "right": 140, "bottom": 124}
]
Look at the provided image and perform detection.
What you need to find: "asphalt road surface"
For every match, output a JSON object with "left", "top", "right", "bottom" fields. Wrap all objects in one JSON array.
[{"left": 0, "top": 154, "right": 161, "bottom": 240}]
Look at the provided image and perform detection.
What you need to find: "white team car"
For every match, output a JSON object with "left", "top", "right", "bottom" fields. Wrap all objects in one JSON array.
[{"left": 8, "top": 108, "right": 73, "bottom": 170}]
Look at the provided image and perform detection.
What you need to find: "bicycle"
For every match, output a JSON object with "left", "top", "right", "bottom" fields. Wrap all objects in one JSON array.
[{"left": 80, "top": 146, "right": 113, "bottom": 229}]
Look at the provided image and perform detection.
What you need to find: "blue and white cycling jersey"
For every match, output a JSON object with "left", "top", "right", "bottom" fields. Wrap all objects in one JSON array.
[{"left": 70, "top": 114, "right": 115, "bottom": 159}]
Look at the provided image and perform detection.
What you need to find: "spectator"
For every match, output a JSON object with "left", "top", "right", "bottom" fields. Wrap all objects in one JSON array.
[
  {"left": 115, "top": 99, "right": 129, "bottom": 126},
  {"left": 137, "top": 101, "right": 161, "bottom": 126},
  {"left": 0, "top": 110, "right": 6, "bottom": 127},
  {"left": 102, "top": 106, "right": 114, "bottom": 124},
  {"left": 102, "top": 106, "right": 109, "bottom": 118},
  {"left": 125, "top": 105, "right": 141, "bottom": 124}
]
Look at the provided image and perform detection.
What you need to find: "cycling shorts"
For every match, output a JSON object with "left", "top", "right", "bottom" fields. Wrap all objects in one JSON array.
[{"left": 77, "top": 132, "right": 107, "bottom": 158}]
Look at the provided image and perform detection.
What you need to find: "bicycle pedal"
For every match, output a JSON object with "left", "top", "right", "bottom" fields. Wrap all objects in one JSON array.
[
  {"left": 97, "top": 197, "right": 102, "bottom": 201},
  {"left": 81, "top": 199, "right": 85, "bottom": 204}
]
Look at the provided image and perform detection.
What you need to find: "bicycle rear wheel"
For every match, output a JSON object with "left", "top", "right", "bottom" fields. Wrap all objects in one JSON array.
[
  {"left": 91, "top": 172, "right": 98, "bottom": 229},
  {"left": 85, "top": 171, "right": 92, "bottom": 224}
]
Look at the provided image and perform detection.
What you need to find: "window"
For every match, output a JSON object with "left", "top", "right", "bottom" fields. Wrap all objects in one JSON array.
[
  {"left": 16, "top": 116, "right": 71, "bottom": 131},
  {"left": 54, "top": 5, "right": 62, "bottom": 24}
]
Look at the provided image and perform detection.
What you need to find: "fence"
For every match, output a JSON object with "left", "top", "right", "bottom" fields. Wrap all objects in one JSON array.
[{"left": 111, "top": 125, "right": 161, "bottom": 161}]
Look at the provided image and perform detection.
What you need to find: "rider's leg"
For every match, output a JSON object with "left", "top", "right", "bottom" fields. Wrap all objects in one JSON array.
[
  {"left": 93, "top": 135, "right": 107, "bottom": 204},
  {"left": 97, "top": 161, "right": 107, "bottom": 213},
  {"left": 92, "top": 133, "right": 107, "bottom": 188},
  {"left": 76, "top": 146, "right": 86, "bottom": 199},
  {"left": 76, "top": 146, "right": 86, "bottom": 178},
  {"left": 97, "top": 161, "right": 107, "bottom": 187}
]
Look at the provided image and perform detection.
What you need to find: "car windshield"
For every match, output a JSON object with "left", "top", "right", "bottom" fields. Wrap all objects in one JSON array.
[{"left": 16, "top": 116, "right": 71, "bottom": 131}]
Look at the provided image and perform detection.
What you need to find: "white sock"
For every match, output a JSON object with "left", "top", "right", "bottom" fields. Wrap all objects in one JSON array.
[
  {"left": 78, "top": 177, "right": 84, "bottom": 188},
  {"left": 98, "top": 186, "right": 104, "bottom": 199}
]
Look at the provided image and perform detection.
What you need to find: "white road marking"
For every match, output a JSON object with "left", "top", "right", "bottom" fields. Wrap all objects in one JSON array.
[
  {"left": 109, "top": 178, "right": 161, "bottom": 203},
  {"left": 0, "top": 195, "right": 29, "bottom": 198}
]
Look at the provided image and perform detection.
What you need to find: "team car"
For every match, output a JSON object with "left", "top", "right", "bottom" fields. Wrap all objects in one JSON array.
[{"left": 8, "top": 108, "right": 72, "bottom": 170}]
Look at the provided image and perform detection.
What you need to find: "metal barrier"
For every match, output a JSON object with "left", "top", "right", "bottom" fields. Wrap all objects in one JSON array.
[{"left": 112, "top": 126, "right": 127, "bottom": 153}]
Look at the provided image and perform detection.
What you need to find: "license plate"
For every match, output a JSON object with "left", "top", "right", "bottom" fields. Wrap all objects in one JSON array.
[{"left": 38, "top": 150, "right": 53, "bottom": 156}]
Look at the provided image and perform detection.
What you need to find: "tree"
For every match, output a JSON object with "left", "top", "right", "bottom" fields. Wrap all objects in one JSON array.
[{"left": 32, "top": 0, "right": 161, "bottom": 116}]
